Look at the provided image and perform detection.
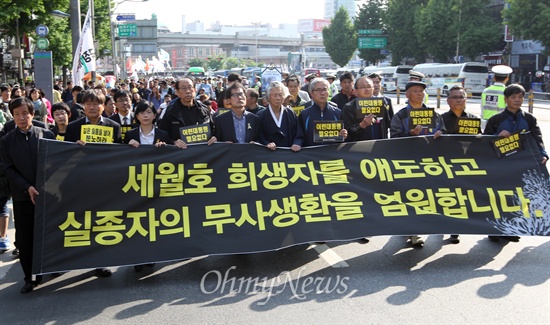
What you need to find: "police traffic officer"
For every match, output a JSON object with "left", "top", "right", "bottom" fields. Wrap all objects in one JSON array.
[{"left": 480, "top": 65, "right": 513, "bottom": 121}]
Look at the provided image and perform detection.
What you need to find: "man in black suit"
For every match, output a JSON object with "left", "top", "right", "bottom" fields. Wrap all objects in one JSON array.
[
  {"left": 214, "top": 83, "right": 260, "bottom": 143},
  {"left": 0, "top": 97, "right": 56, "bottom": 293},
  {"left": 64, "top": 90, "right": 120, "bottom": 277},
  {"left": 65, "top": 90, "right": 122, "bottom": 145},
  {"left": 109, "top": 90, "right": 136, "bottom": 141}
]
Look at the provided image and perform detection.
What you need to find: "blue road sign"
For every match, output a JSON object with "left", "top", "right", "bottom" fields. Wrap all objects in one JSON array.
[{"left": 116, "top": 14, "right": 136, "bottom": 21}]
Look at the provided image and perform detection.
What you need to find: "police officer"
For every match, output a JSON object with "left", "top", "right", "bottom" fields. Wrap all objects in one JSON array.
[
  {"left": 326, "top": 74, "right": 339, "bottom": 100},
  {"left": 480, "top": 65, "right": 513, "bottom": 121}
]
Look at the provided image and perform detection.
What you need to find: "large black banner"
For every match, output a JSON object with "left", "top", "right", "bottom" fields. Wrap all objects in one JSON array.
[{"left": 33, "top": 135, "right": 550, "bottom": 274}]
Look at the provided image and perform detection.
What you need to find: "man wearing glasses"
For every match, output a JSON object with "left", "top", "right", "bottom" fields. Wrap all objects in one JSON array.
[
  {"left": 109, "top": 90, "right": 136, "bottom": 140},
  {"left": 441, "top": 86, "right": 478, "bottom": 134},
  {"left": 298, "top": 78, "right": 347, "bottom": 147},
  {"left": 440, "top": 85, "right": 479, "bottom": 244},
  {"left": 158, "top": 77, "right": 215, "bottom": 147},
  {"left": 214, "top": 83, "right": 260, "bottom": 143},
  {"left": 343, "top": 76, "right": 392, "bottom": 141}
]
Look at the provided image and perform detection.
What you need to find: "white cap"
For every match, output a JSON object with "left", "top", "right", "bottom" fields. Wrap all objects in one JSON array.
[
  {"left": 409, "top": 70, "right": 426, "bottom": 80},
  {"left": 491, "top": 65, "right": 513, "bottom": 77}
]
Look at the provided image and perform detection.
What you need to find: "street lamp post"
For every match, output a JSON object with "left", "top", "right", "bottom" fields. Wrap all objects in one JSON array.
[
  {"left": 69, "top": 0, "right": 81, "bottom": 59},
  {"left": 108, "top": 0, "right": 116, "bottom": 78}
]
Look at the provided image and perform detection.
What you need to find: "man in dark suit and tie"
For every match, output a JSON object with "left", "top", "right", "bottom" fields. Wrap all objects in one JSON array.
[
  {"left": 65, "top": 90, "right": 122, "bottom": 144},
  {"left": 214, "top": 83, "right": 260, "bottom": 143},
  {"left": 109, "top": 90, "right": 136, "bottom": 141}
]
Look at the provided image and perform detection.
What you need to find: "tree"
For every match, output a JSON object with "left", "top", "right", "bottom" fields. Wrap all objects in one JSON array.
[
  {"left": 354, "top": 0, "right": 387, "bottom": 65},
  {"left": 223, "top": 57, "right": 240, "bottom": 69},
  {"left": 415, "top": 0, "right": 455, "bottom": 62},
  {"left": 504, "top": 0, "right": 550, "bottom": 50},
  {"left": 454, "top": 0, "right": 501, "bottom": 61},
  {"left": 322, "top": 6, "right": 357, "bottom": 67},
  {"left": 0, "top": 0, "right": 113, "bottom": 80},
  {"left": 385, "top": 0, "right": 428, "bottom": 64},
  {"left": 416, "top": 0, "right": 501, "bottom": 62},
  {"left": 206, "top": 55, "right": 225, "bottom": 70},
  {"left": 188, "top": 57, "right": 207, "bottom": 68}
]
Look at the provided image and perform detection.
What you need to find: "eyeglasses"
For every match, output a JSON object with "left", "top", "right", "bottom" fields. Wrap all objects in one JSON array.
[
  {"left": 231, "top": 92, "right": 246, "bottom": 98},
  {"left": 313, "top": 88, "right": 329, "bottom": 93},
  {"left": 449, "top": 96, "right": 466, "bottom": 100},
  {"left": 116, "top": 99, "right": 131, "bottom": 103},
  {"left": 178, "top": 86, "right": 195, "bottom": 92}
]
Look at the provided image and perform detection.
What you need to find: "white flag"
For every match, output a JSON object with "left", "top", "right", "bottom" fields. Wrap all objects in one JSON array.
[{"left": 72, "top": 3, "right": 96, "bottom": 86}]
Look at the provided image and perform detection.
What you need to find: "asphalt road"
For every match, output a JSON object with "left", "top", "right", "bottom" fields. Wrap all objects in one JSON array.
[{"left": 1, "top": 96, "right": 549, "bottom": 324}]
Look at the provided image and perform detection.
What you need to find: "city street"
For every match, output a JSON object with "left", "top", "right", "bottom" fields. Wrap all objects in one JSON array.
[{"left": 1, "top": 95, "right": 549, "bottom": 324}]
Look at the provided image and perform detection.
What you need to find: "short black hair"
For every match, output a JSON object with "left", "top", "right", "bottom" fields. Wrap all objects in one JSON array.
[
  {"left": 504, "top": 83, "right": 525, "bottom": 98},
  {"left": 81, "top": 89, "right": 105, "bottom": 104},
  {"left": 51, "top": 102, "right": 71, "bottom": 116},
  {"left": 9, "top": 97, "right": 34, "bottom": 116},
  {"left": 225, "top": 83, "right": 246, "bottom": 99},
  {"left": 227, "top": 73, "right": 242, "bottom": 83},
  {"left": 114, "top": 90, "right": 132, "bottom": 102},
  {"left": 339, "top": 72, "right": 354, "bottom": 83},
  {"left": 134, "top": 100, "right": 158, "bottom": 124}
]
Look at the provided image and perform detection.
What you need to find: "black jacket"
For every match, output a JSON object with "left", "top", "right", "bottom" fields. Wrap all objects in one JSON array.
[
  {"left": 123, "top": 127, "right": 174, "bottom": 145},
  {"left": 157, "top": 99, "right": 212, "bottom": 141},
  {"left": 0, "top": 126, "right": 55, "bottom": 201},
  {"left": 65, "top": 117, "right": 122, "bottom": 143}
]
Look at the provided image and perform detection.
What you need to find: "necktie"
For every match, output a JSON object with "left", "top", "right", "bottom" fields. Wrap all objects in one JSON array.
[{"left": 123, "top": 116, "right": 128, "bottom": 125}]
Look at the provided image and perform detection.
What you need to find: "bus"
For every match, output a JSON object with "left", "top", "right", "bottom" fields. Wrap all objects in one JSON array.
[
  {"left": 412, "top": 62, "right": 489, "bottom": 96},
  {"left": 213, "top": 70, "right": 229, "bottom": 77},
  {"left": 360, "top": 65, "right": 413, "bottom": 92},
  {"left": 187, "top": 67, "right": 206, "bottom": 78}
]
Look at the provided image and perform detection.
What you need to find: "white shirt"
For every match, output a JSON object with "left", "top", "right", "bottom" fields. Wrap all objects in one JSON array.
[
  {"left": 139, "top": 126, "right": 155, "bottom": 145},
  {"left": 268, "top": 104, "right": 285, "bottom": 128}
]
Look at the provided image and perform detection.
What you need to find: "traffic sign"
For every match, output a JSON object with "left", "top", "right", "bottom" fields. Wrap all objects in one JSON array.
[
  {"left": 116, "top": 14, "right": 136, "bottom": 21},
  {"left": 36, "top": 38, "right": 50, "bottom": 50},
  {"left": 358, "top": 29, "right": 383, "bottom": 35},
  {"left": 358, "top": 37, "right": 387, "bottom": 49},
  {"left": 36, "top": 24, "right": 49, "bottom": 37},
  {"left": 117, "top": 24, "right": 137, "bottom": 37}
]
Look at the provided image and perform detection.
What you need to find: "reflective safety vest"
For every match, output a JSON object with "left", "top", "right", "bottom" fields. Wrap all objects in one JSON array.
[
  {"left": 328, "top": 83, "right": 338, "bottom": 101},
  {"left": 481, "top": 84, "right": 506, "bottom": 120}
]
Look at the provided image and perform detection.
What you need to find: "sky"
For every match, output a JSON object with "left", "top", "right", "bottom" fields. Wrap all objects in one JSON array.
[{"left": 116, "top": 0, "right": 327, "bottom": 32}]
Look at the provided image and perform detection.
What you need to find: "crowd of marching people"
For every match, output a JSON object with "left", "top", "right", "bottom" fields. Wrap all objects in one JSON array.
[{"left": 0, "top": 65, "right": 547, "bottom": 293}]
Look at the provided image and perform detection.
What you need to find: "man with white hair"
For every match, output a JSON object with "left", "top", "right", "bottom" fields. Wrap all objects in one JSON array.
[{"left": 299, "top": 78, "right": 347, "bottom": 147}]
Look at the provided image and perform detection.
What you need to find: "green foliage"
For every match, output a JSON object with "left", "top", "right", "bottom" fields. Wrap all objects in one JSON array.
[
  {"left": 456, "top": 0, "right": 501, "bottom": 61},
  {"left": 188, "top": 57, "right": 207, "bottom": 69},
  {"left": 504, "top": 0, "right": 550, "bottom": 50},
  {"left": 206, "top": 55, "right": 225, "bottom": 70},
  {"left": 415, "top": 0, "right": 455, "bottom": 62},
  {"left": 355, "top": 0, "right": 387, "bottom": 65},
  {"left": 223, "top": 57, "right": 240, "bottom": 69},
  {"left": 416, "top": 0, "right": 501, "bottom": 62},
  {"left": 385, "top": 0, "right": 428, "bottom": 64},
  {"left": 322, "top": 7, "right": 357, "bottom": 67},
  {"left": 0, "top": 0, "right": 113, "bottom": 75}
]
